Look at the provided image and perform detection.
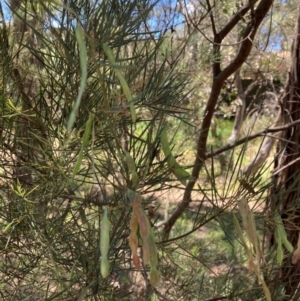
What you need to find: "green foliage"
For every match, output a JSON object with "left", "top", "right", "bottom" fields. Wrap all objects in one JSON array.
[
  {"left": 0, "top": 0, "right": 299, "bottom": 300},
  {"left": 0, "top": 0, "right": 189, "bottom": 299}
]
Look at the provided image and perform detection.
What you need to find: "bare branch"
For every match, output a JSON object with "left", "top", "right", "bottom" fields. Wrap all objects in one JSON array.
[
  {"left": 206, "top": 118, "right": 300, "bottom": 159},
  {"left": 163, "top": 0, "right": 275, "bottom": 238}
]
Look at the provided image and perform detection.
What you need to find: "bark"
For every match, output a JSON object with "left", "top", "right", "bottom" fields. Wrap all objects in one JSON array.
[
  {"left": 163, "top": 0, "right": 273, "bottom": 238},
  {"left": 211, "top": 114, "right": 217, "bottom": 138},
  {"left": 270, "top": 4, "right": 300, "bottom": 298}
]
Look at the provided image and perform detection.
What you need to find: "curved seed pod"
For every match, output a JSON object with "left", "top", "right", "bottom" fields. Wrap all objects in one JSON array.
[
  {"left": 129, "top": 233, "right": 141, "bottom": 269},
  {"left": 129, "top": 233, "right": 138, "bottom": 253},
  {"left": 129, "top": 193, "right": 142, "bottom": 269},
  {"left": 142, "top": 242, "right": 150, "bottom": 265},
  {"left": 147, "top": 233, "right": 158, "bottom": 268},
  {"left": 68, "top": 24, "right": 87, "bottom": 131},
  {"left": 277, "top": 245, "right": 284, "bottom": 265},
  {"left": 172, "top": 164, "right": 192, "bottom": 186},
  {"left": 278, "top": 226, "right": 294, "bottom": 253},
  {"left": 281, "top": 234, "right": 294, "bottom": 253},
  {"left": 132, "top": 254, "right": 141, "bottom": 270},
  {"left": 129, "top": 231, "right": 140, "bottom": 269},
  {"left": 100, "top": 207, "right": 110, "bottom": 278},
  {"left": 101, "top": 258, "right": 110, "bottom": 278},
  {"left": 275, "top": 212, "right": 294, "bottom": 253},
  {"left": 124, "top": 152, "right": 139, "bottom": 189},
  {"left": 150, "top": 267, "right": 160, "bottom": 287},
  {"left": 100, "top": 207, "right": 110, "bottom": 257},
  {"left": 130, "top": 193, "right": 141, "bottom": 233},
  {"left": 139, "top": 208, "right": 151, "bottom": 241},
  {"left": 275, "top": 228, "right": 283, "bottom": 264},
  {"left": 161, "top": 129, "right": 192, "bottom": 185},
  {"left": 160, "top": 128, "right": 176, "bottom": 168},
  {"left": 103, "top": 43, "right": 136, "bottom": 124}
]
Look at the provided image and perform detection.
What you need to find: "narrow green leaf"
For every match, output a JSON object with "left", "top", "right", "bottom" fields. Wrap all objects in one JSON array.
[
  {"left": 67, "top": 24, "right": 87, "bottom": 131},
  {"left": 100, "top": 206, "right": 110, "bottom": 278},
  {"left": 102, "top": 43, "right": 136, "bottom": 123},
  {"left": 161, "top": 128, "right": 192, "bottom": 185}
]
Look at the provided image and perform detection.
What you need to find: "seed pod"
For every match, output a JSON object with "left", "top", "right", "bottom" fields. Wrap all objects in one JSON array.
[
  {"left": 129, "top": 233, "right": 138, "bottom": 253},
  {"left": 150, "top": 267, "right": 160, "bottom": 287},
  {"left": 275, "top": 212, "right": 294, "bottom": 253},
  {"left": 147, "top": 233, "right": 158, "bottom": 268},
  {"left": 103, "top": 43, "right": 136, "bottom": 124},
  {"left": 129, "top": 193, "right": 142, "bottom": 269},
  {"left": 281, "top": 234, "right": 294, "bottom": 253},
  {"left": 139, "top": 208, "right": 151, "bottom": 241},
  {"left": 161, "top": 128, "right": 191, "bottom": 185},
  {"left": 142, "top": 242, "right": 150, "bottom": 265},
  {"left": 124, "top": 152, "right": 139, "bottom": 189},
  {"left": 160, "top": 128, "right": 172, "bottom": 161},
  {"left": 237, "top": 198, "right": 263, "bottom": 262},
  {"left": 100, "top": 207, "right": 110, "bottom": 258},
  {"left": 172, "top": 164, "right": 192, "bottom": 186},
  {"left": 132, "top": 254, "right": 141, "bottom": 270},
  {"left": 275, "top": 228, "right": 283, "bottom": 264},
  {"left": 129, "top": 193, "right": 141, "bottom": 235},
  {"left": 100, "top": 207, "right": 110, "bottom": 278},
  {"left": 129, "top": 233, "right": 141, "bottom": 269},
  {"left": 101, "top": 258, "right": 109, "bottom": 278},
  {"left": 130, "top": 200, "right": 140, "bottom": 233}
]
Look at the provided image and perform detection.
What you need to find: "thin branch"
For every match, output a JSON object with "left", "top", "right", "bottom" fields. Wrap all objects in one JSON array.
[
  {"left": 218, "top": 0, "right": 273, "bottom": 80},
  {"left": 206, "top": 0, "right": 217, "bottom": 36},
  {"left": 272, "top": 157, "right": 300, "bottom": 176},
  {"left": 218, "top": 1, "right": 257, "bottom": 40},
  {"left": 206, "top": 118, "right": 300, "bottom": 159},
  {"left": 181, "top": 0, "right": 256, "bottom": 49}
]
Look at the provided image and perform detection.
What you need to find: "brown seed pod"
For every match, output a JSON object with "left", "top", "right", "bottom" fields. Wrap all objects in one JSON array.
[
  {"left": 129, "top": 233, "right": 138, "bottom": 253},
  {"left": 128, "top": 193, "right": 142, "bottom": 269},
  {"left": 139, "top": 208, "right": 151, "bottom": 241},
  {"left": 142, "top": 241, "right": 150, "bottom": 265},
  {"left": 132, "top": 253, "right": 141, "bottom": 270},
  {"left": 147, "top": 233, "right": 158, "bottom": 268}
]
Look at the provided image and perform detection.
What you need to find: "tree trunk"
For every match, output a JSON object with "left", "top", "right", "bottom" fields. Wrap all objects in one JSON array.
[{"left": 270, "top": 4, "right": 300, "bottom": 298}]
